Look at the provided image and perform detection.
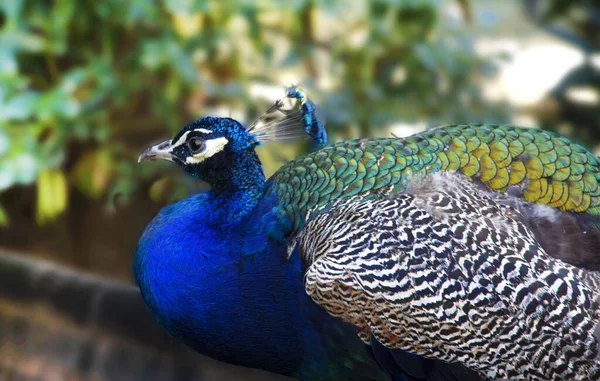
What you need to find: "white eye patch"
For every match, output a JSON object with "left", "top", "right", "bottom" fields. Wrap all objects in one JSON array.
[
  {"left": 195, "top": 128, "right": 213, "bottom": 134},
  {"left": 171, "top": 131, "right": 191, "bottom": 149},
  {"left": 185, "top": 137, "right": 229, "bottom": 164},
  {"left": 171, "top": 128, "right": 214, "bottom": 149}
]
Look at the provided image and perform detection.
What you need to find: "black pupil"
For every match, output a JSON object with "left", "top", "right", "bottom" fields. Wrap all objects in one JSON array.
[{"left": 188, "top": 138, "right": 204, "bottom": 153}]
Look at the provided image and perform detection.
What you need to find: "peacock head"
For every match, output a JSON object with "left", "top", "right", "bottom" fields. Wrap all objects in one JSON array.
[
  {"left": 138, "top": 117, "right": 261, "bottom": 189},
  {"left": 138, "top": 87, "right": 323, "bottom": 191}
]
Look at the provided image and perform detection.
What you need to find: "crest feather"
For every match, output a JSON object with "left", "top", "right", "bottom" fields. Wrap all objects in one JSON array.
[{"left": 247, "top": 87, "right": 327, "bottom": 146}]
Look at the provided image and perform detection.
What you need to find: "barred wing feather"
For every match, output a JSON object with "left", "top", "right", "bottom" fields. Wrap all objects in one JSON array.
[{"left": 291, "top": 172, "right": 600, "bottom": 381}]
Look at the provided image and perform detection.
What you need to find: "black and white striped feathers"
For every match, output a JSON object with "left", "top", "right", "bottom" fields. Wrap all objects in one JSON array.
[{"left": 290, "top": 172, "right": 600, "bottom": 380}]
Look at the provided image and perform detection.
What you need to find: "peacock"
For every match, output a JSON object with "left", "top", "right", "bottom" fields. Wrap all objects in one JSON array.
[{"left": 135, "top": 88, "right": 600, "bottom": 381}]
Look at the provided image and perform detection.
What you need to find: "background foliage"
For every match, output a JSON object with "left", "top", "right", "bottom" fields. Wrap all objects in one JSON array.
[
  {"left": 0, "top": 0, "right": 598, "bottom": 278},
  {"left": 523, "top": 0, "right": 600, "bottom": 142}
]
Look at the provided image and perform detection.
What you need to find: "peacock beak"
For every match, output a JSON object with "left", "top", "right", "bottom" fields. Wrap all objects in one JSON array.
[{"left": 138, "top": 139, "right": 174, "bottom": 163}]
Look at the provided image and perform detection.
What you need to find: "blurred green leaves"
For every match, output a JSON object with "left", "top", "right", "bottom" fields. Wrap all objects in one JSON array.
[
  {"left": 72, "top": 149, "right": 113, "bottom": 199},
  {"left": 0, "top": 0, "right": 509, "bottom": 225},
  {"left": 36, "top": 169, "right": 67, "bottom": 225}
]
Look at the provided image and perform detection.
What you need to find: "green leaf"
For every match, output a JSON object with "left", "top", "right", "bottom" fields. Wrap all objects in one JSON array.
[
  {"left": 71, "top": 149, "right": 114, "bottom": 199},
  {"left": 36, "top": 169, "right": 68, "bottom": 225},
  {"left": 0, "top": 91, "right": 40, "bottom": 121},
  {"left": 0, "top": 0, "right": 25, "bottom": 29},
  {"left": 0, "top": 202, "right": 8, "bottom": 227}
]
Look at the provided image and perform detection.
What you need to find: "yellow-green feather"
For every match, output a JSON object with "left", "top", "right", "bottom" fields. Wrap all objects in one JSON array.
[{"left": 267, "top": 124, "right": 600, "bottom": 233}]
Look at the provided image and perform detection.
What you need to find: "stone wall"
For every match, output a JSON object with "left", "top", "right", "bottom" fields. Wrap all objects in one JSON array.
[{"left": 0, "top": 251, "right": 291, "bottom": 381}]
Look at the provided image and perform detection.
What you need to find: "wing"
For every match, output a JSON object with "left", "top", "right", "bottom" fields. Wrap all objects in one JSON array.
[
  {"left": 267, "top": 124, "right": 600, "bottom": 256},
  {"left": 289, "top": 172, "right": 600, "bottom": 381}
]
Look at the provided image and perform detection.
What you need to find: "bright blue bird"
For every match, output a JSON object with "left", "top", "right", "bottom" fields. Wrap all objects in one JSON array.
[{"left": 135, "top": 89, "right": 600, "bottom": 380}]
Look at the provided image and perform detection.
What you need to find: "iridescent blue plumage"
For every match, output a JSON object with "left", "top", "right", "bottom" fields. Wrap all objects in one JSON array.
[{"left": 135, "top": 191, "right": 376, "bottom": 378}]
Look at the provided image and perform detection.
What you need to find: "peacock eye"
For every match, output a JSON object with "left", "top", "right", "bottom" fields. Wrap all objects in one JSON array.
[{"left": 188, "top": 138, "right": 205, "bottom": 154}]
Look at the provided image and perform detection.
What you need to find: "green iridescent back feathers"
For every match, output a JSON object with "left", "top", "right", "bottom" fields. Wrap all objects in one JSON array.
[{"left": 267, "top": 123, "right": 600, "bottom": 233}]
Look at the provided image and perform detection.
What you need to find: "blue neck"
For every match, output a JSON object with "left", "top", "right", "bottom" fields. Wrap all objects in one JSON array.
[
  {"left": 134, "top": 193, "right": 313, "bottom": 375},
  {"left": 193, "top": 148, "right": 265, "bottom": 225},
  {"left": 135, "top": 147, "right": 310, "bottom": 375}
]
